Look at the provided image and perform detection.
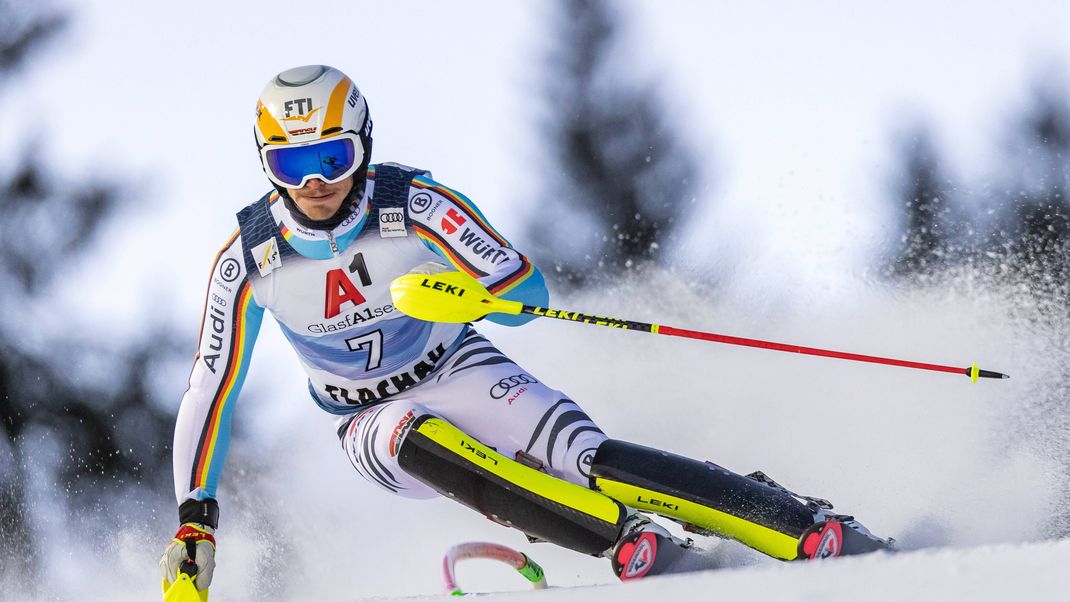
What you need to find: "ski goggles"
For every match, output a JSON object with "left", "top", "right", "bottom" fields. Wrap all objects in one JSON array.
[{"left": 260, "top": 132, "right": 363, "bottom": 188}]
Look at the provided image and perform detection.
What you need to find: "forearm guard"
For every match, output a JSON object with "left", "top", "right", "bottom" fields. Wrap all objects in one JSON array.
[{"left": 179, "top": 498, "right": 220, "bottom": 530}]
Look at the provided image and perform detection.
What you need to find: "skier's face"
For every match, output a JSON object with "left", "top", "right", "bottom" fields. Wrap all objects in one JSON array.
[{"left": 287, "top": 175, "right": 354, "bottom": 220}]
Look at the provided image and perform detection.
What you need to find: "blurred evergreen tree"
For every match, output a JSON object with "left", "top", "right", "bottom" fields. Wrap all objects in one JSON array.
[
  {"left": 991, "top": 83, "right": 1070, "bottom": 536},
  {"left": 532, "top": 0, "right": 700, "bottom": 288},
  {"left": 883, "top": 78, "right": 1070, "bottom": 534},
  {"left": 992, "top": 83, "right": 1070, "bottom": 299},
  {"left": 0, "top": 2, "right": 178, "bottom": 577},
  {"left": 884, "top": 125, "right": 959, "bottom": 282},
  {"left": 885, "top": 82, "right": 1070, "bottom": 295}
]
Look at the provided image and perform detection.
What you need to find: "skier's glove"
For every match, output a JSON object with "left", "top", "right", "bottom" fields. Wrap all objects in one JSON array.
[{"left": 160, "top": 523, "right": 216, "bottom": 592}]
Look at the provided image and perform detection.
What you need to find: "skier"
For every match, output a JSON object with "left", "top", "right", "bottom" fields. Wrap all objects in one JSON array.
[{"left": 160, "top": 64, "right": 891, "bottom": 594}]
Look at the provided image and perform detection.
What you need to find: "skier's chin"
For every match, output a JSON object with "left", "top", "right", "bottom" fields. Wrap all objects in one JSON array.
[
  {"left": 289, "top": 178, "right": 353, "bottom": 220},
  {"left": 295, "top": 192, "right": 345, "bottom": 219}
]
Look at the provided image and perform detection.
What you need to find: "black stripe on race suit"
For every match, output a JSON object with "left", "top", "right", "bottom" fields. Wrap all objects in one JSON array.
[
  {"left": 447, "top": 346, "right": 505, "bottom": 372},
  {"left": 352, "top": 452, "right": 383, "bottom": 492},
  {"left": 544, "top": 410, "right": 595, "bottom": 469},
  {"left": 367, "top": 423, "right": 402, "bottom": 488},
  {"left": 336, "top": 402, "right": 385, "bottom": 439},
  {"left": 352, "top": 423, "right": 385, "bottom": 491},
  {"left": 337, "top": 414, "right": 355, "bottom": 439},
  {"left": 437, "top": 335, "right": 502, "bottom": 382},
  {"left": 350, "top": 406, "right": 399, "bottom": 493},
  {"left": 567, "top": 425, "right": 605, "bottom": 450},
  {"left": 361, "top": 409, "right": 401, "bottom": 491},
  {"left": 524, "top": 399, "right": 577, "bottom": 455},
  {"left": 455, "top": 332, "right": 489, "bottom": 350},
  {"left": 448, "top": 355, "right": 515, "bottom": 377},
  {"left": 357, "top": 439, "right": 398, "bottom": 493}
]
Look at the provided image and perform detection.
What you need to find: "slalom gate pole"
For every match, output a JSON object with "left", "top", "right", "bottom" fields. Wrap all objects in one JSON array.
[
  {"left": 442, "top": 542, "right": 547, "bottom": 595},
  {"left": 389, "top": 272, "right": 1009, "bottom": 382}
]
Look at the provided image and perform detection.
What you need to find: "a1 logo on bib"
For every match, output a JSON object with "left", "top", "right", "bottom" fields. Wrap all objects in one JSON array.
[{"left": 379, "top": 208, "right": 407, "bottom": 238}]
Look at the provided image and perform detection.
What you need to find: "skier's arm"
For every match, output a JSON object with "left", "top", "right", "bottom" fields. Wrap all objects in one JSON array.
[
  {"left": 172, "top": 230, "right": 265, "bottom": 520},
  {"left": 407, "top": 175, "right": 547, "bottom": 326}
]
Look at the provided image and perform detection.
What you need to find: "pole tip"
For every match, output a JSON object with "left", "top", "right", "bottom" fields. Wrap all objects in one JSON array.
[{"left": 968, "top": 364, "right": 1009, "bottom": 381}]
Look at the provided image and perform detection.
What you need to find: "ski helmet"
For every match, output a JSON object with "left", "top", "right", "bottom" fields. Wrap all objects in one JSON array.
[{"left": 254, "top": 65, "right": 373, "bottom": 226}]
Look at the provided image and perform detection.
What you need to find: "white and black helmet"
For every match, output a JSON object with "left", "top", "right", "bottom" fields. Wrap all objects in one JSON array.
[{"left": 254, "top": 65, "right": 373, "bottom": 225}]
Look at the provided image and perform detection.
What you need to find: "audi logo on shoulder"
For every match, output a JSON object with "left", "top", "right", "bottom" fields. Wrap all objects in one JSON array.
[
  {"left": 379, "top": 211, "right": 404, "bottom": 223},
  {"left": 489, "top": 374, "right": 538, "bottom": 399}
]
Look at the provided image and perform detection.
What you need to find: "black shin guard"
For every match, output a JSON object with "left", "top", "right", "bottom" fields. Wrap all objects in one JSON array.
[
  {"left": 397, "top": 415, "right": 627, "bottom": 555},
  {"left": 590, "top": 440, "right": 816, "bottom": 560}
]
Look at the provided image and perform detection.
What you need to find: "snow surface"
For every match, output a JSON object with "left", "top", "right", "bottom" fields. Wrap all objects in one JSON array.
[
  {"left": 11, "top": 268, "right": 1050, "bottom": 602},
  {"left": 397, "top": 539, "right": 1070, "bottom": 602}
]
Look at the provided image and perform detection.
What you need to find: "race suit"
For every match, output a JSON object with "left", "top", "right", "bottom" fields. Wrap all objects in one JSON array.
[{"left": 172, "top": 163, "right": 607, "bottom": 506}]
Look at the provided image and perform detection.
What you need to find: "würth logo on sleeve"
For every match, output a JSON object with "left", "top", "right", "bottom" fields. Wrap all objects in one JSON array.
[{"left": 440, "top": 208, "right": 466, "bottom": 235}]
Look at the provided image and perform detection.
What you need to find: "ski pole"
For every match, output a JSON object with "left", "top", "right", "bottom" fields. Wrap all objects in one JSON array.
[{"left": 389, "top": 271, "right": 1009, "bottom": 382}]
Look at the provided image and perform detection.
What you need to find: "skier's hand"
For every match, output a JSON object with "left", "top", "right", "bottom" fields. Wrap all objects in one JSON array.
[{"left": 160, "top": 523, "right": 216, "bottom": 592}]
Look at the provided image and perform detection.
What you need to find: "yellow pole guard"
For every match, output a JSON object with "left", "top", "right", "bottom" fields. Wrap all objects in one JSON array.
[
  {"left": 415, "top": 418, "right": 623, "bottom": 525},
  {"left": 970, "top": 363, "right": 979, "bottom": 383},
  {"left": 162, "top": 574, "right": 208, "bottom": 602},
  {"left": 390, "top": 272, "right": 522, "bottom": 323},
  {"left": 594, "top": 478, "right": 801, "bottom": 561}
]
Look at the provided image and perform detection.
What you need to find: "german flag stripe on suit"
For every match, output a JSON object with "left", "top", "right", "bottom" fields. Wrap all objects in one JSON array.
[
  {"left": 410, "top": 176, "right": 537, "bottom": 296},
  {"left": 189, "top": 256, "right": 264, "bottom": 494}
]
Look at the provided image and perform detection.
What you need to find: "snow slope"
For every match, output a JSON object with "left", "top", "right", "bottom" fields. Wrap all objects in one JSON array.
[
  {"left": 9, "top": 270, "right": 1066, "bottom": 601},
  {"left": 414, "top": 539, "right": 1070, "bottom": 602}
]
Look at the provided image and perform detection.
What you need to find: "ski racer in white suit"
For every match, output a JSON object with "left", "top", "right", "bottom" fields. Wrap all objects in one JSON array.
[{"left": 161, "top": 65, "right": 892, "bottom": 593}]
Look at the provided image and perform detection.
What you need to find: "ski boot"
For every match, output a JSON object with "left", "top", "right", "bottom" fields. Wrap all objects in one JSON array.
[
  {"left": 609, "top": 515, "right": 695, "bottom": 580},
  {"left": 798, "top": 514, "right": 895, "bottom": 560},
  {"left": 745, "top": 471, "right": 895, "bottom": 559}
]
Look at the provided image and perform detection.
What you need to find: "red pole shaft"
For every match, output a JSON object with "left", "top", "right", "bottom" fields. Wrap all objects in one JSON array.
[{"left": 656, "top": 325, "right": 966, "bottom": 376}]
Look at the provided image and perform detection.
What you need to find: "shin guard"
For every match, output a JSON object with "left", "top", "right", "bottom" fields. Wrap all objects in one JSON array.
[
  {"left": 397, "top": 415, "right": 627, "bottom": 555},
  {"left": 590, "top": 440, "right": 816, "bottom": 560}
]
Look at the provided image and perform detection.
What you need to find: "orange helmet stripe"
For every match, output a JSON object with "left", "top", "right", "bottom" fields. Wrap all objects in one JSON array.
[
  {"left": 321, "top": 77, "right": 352, "bottom": 136},
  {"left": 256, "top": 99, "right": 289, "bottom": 144}
]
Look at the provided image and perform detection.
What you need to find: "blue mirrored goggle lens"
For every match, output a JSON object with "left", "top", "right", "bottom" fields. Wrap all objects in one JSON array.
[{"left": 264, "top": 138, "right": 358, "bottom": 187}]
